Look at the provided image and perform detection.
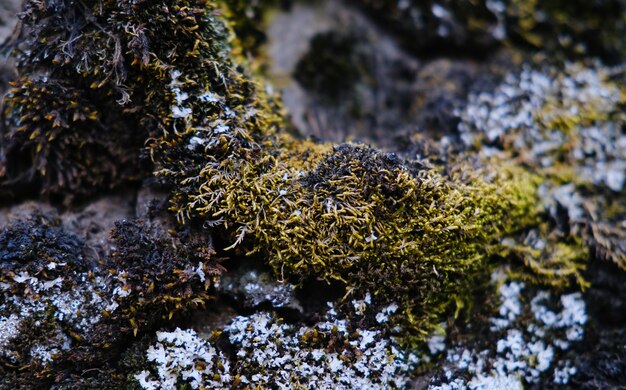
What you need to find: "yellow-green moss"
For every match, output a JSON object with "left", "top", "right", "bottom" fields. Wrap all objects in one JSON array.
[
  {"left": 164, "top": 126, "right": 580, "bottom": 341},
  {"left": 2, "top": 0, "right": 590, "bottom": 345}
]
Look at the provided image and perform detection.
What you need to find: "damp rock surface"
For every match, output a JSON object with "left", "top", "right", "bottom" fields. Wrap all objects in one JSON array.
[{"left": 0, "top": 1, "right": 625, "bottom": 389}]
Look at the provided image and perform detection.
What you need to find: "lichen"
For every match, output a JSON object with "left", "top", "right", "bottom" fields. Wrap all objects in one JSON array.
[
  {"left": 457, "top": 62, "right": 626, "bottom": 270},
  {"left": 0, "top": 211, "right": 220, "bottom": 387},
  {"left": 430, "top": 273, "right": 588, "bottom": 388},
  {"left": 134, "top": 303, "right": 421, "bottom": 389},
  {"left": 220, "top": 267, "right": 300, "bottom": 310}
]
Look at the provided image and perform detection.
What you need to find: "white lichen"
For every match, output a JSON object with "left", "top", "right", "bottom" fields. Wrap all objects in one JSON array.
[
  {"left": 135, "top": 328, "right": 231, "bottom": 389},
  {"left": 220, "top": 270, "right": 299, "bottom": 309},
  {"left": 432, "top": 279, "right": 587, "bottom": 388},
  {"left": 553, "top": 362, "right": 577, "bottom": 385},
  {"left": 136, "top": 303, "right": 420, "bottom": 389},
  {"left": 170, "top": 69, "right": 193, "bottom": 119},
  {"left": 0, "top": 314, "right": 21, "bottom": 354},
  {"left": 457, "top": 63, "right": 626, "bottom": 192},
  {"left": 225, "top": 310, "right": 418, "bottom": 389},
  {"left": 0, "top": 271, "right": 120, "bottom": 365},
  {"left": 375, "top": 302, "right": 399, "bottom": 324}
]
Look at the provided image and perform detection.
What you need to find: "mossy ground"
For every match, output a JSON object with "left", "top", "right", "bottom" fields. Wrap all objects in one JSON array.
[{"left": 0, "top": 0, "right": 624, "bottom": 388}]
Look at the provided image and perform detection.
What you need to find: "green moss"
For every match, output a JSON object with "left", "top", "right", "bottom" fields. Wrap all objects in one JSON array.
[
  {"left": 2, "top": 0, "right": 590, "bottom": 348},
  {"left": 1, "top": 77, "right": 138, "bottom": 196}
]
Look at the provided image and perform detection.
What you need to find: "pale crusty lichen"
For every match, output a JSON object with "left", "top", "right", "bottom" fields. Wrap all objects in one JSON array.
[
  {"left": 430, "top": 274, "right": 587, "bottom": 389},
  {"left": 135, "top": 303, "right": 420, "bottom": 389}
]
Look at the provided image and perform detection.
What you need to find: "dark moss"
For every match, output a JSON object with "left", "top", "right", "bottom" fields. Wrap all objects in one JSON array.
[
  {"left": 52, "top": 336, "right": 152, "bottom": 390},
  {"left": 107, "top": 219, "right": 220, "bottom": 335},
  {"left": 1, "top": 0, "right": 248, "bottom": 200},
  {"left": 554, "top": 262, "right": 626, "bottom": 389},
  {"left": 1, "top": 76, "right": 138, "bottom": 199},
  {"left": 569, "top": 327, "right": 626, "bottom": 389},
  {"left": 0, "top": 208, "right": 221, "bottom": 387},
  {"left": 294, "top": 31, "right": 368, "bottom": 100},
  {"left": 0, "top": 213, "right": 87, "bottom": 281}
]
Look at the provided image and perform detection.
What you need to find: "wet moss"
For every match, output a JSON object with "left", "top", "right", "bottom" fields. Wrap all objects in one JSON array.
[
  {"left": 294, "top": 31, "right": 368, "bottom": 100},
  {"left": 0, "top": 210, "right": 221, "bottom": 387},
  {"left": 1, "top": 0, "right": 593, "bottom": 357}
]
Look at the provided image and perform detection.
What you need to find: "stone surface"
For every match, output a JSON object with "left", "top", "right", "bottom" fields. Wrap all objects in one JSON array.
[{"left": 0, "top": 1, "right": 624, "bottom": 389}]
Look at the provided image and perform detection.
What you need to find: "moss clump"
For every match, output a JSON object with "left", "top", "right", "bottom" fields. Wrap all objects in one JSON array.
[
  {"left": 0, "top": 213, "right": 87, "bottom": 281},
  {"left": 1, "top": 0, "right": 267, "bottom": 198},
  {"left": 3, "top": 0, "right": 589, "bottom": 349},
  {"left": 108, "top": 219, "right": 219, "bottom": 336},
  {"left": 1, "top": 77, "right": 137, "bottom": 197},
  {"left": 165, "top": 126, "right": 570, "bottom": 341},
  {"left": 0, "top": 210, "right": 220, "bottom": 387},
  {"left": 294, "top": 31, "right": 368, "bottom": 100}
]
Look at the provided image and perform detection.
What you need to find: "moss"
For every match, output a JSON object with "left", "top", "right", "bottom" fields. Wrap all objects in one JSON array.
[
  {"left": 1, "top": 77, "right": 138, "bottom": 197},
  {"left": 52, "top": 336, "right": 152, "bottom": 389},
  {"left": 580, "top": 195, "right": 626, "bottom": 271},
  {"left": 88, "top": 0, "right": 575, "bottom": 344},
  {"left": 2, "top": 0, "right": 591, "bottom": 351},
  {"left": 0, "top": 213, "right": 87, "bottom": 283},
  {"left": 107, "top": 219, "right": 219, "bottom": 336},
  {"left": 0, "top": 213, "right": 95, "bottom": 386},
  {"left": 1, "top": 0, "right": 263, "bottom": 198},
  {"left": 166, "top": 127, "right": 573, "bottom": 342},
  {"left": 0, "top": 210, "right": 221, "bottom": 387},
  {"left": 294, "top": 31, "right": 368, "bottom": 100}
]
